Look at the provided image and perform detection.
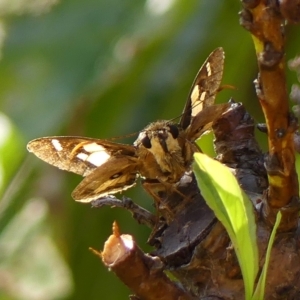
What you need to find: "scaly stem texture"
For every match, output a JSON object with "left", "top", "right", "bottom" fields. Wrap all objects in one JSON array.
[{"left": 241, "top": 0, "right": 299, "bottom": 229}]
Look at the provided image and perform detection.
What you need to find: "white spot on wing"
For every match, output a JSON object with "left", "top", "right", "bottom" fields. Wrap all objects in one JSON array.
[
  {"left": 191, "top": 86, "right": 204, "bottom": 117},
  {"left": 77, "top": 152, "right": 88, "bottom": 161},
  {"left": 83, "top": 142, "right": 106, "bottom": 152},
  {"left": 199, "top": 91, "right": 206, "bottom": 102},
  {"left": 191, "top": 86, "right": 199, "bottom": 104},
  {"left": 77, "top": 143, "right": 111, "bottom": 166},
  {"left": 52, "top": 139, "right": 63, "bottom": 151},
  {"left": 87, "top": 151, "right": 110, "bottom": 166},
  {"left": 206, "top": 62, "right": 212, "bottom": 76}
]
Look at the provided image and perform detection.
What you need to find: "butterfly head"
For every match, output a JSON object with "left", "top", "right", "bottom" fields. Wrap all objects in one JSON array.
[
  {"left": 134, "top": 121, "right": 182, "bottom": 154},
  {"left": 133, "top": 120, "right": 188, "bottom": 180}
]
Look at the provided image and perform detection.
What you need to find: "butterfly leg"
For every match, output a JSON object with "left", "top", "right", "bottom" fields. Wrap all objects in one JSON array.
[{"left": 142, "top": 179, "right": 189, "bottom": 224}]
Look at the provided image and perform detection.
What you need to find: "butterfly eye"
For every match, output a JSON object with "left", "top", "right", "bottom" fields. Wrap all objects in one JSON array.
[
  {"left": 141, "top": 135, "right": 152, "bottom": 149},
  {"left": 168, "top": 124, "right": 179, "bottom": 139}
]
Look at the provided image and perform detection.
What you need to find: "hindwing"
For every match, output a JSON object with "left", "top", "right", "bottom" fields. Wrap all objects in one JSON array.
[{"left": 72, "top": 155, "right": 139, "bottom": 202}]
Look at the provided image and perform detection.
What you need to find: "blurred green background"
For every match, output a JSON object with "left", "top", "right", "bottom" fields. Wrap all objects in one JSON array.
[{"left": 0, "top": 0, "right": 299, "bottom": 299}]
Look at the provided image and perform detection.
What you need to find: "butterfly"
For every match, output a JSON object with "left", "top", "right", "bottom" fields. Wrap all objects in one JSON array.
[{"left": 27, "top": 48, "right": 229, "bottom": 203}]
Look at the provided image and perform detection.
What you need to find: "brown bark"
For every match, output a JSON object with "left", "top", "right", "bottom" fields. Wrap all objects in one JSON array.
[
  {"left": 240, "top": 0, "right": 300, "bottom": 230},
  {"left": 91, "top": 222, "right": 194, "bottom": 300}
]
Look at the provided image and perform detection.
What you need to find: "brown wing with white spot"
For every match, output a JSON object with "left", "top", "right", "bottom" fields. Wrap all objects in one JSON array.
[
  {"left": 72, "top": 155, "right": 139, "bottom": 202},
  {"left": 180, "top": 48, "right": 225, "bottom": 130},
  {"left": 27, "top": 136, "right": 136, "bottom": 177}
]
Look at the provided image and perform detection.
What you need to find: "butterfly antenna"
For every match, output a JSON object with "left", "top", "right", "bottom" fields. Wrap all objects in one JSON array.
[
  {"left": 218, "top": 84, "right": 236, "bottom": 92},
  {"left": 108, "top": 131, "right": 139, "bottom": 141}
]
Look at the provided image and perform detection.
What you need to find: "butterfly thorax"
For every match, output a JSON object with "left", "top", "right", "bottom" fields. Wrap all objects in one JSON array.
[{"left": 134, "top": 120, "right": 196, "bottom": 182}]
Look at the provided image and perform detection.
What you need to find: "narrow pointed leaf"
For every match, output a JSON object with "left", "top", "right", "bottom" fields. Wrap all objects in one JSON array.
[{"left": 252, "top": 211, "right": 281, "bottom": 300}]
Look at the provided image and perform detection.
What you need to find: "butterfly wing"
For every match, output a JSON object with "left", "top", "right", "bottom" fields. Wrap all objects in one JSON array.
[
  {"left": 27, "top": 136, "right": 136, "bottom": 177},
  {"left": 186, "top": 103, "right": 230, "bottom": 141},
  {"left": 72, "top": 155, "right": 139, "bottom": 202},
  {"left": 180, "top": 47, "right": 225, "bottom": 130}
]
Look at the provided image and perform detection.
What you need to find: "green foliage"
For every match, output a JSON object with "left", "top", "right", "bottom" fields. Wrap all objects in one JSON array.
[
  {"left": 193, "top": 153, "right": 282, "bottom": 300},
  {"left": 252, "top": 211, "right": 281, "bottom": 300},
  {"left": 193, "top": 153, "right": 259, "bottom": 299}
]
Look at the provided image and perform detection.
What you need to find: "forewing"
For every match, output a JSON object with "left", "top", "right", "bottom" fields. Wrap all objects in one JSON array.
[
  {"left": 186, "top": 103, "right": 230, "bottom": 141},
  {"left": 180, "top": 48, "right": 225, "bottom": 129},
  {"left": 27, "top": 136, "right": 136, "bottom": 177},
  {"left": 72, "top": 156, "right": 139, "bottom": 202}
]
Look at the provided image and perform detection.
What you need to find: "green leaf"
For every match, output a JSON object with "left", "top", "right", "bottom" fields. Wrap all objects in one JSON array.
[
  {"left": 193, "top": 153, "right": 259, "bottom": 299},
  {"left": 252, "top": 211, "right": 282, "bottom": 300}
]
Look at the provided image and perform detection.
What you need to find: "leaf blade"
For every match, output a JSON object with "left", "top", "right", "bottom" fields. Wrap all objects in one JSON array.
[{"left": 193, "top": 153, "right": 259, "bottom": 298}]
